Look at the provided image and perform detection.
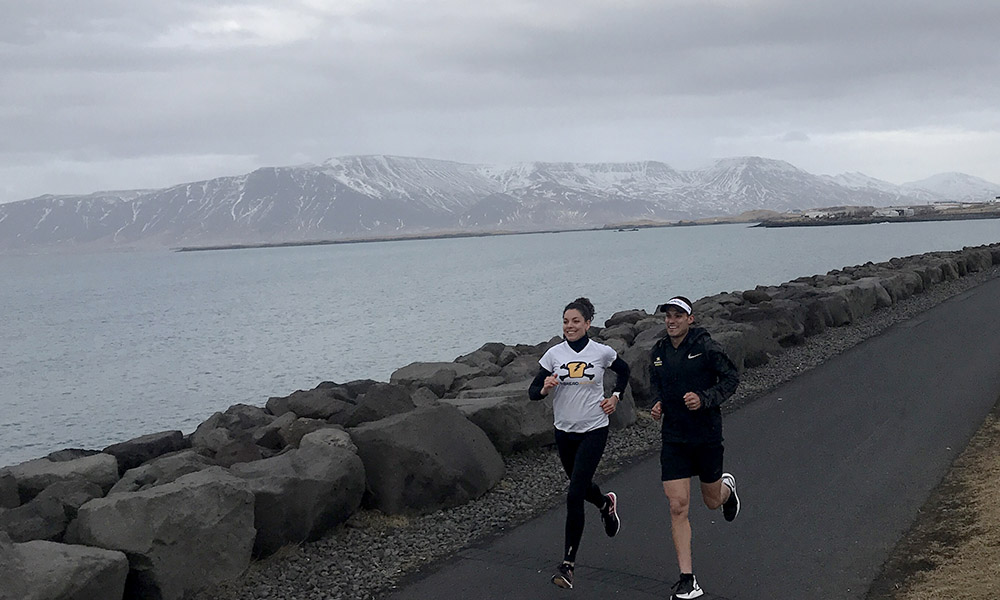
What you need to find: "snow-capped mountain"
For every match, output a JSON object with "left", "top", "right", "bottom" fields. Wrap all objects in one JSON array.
[
  {"left": 1, "top": 155, "right": 997, "bottom": 252},
  {"left": 901, "top": 172, "right": 1000, "bottom": 203}
]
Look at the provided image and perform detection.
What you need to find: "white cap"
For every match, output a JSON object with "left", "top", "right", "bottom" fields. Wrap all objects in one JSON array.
[{"left": 658, "top": 297, "right": 692, "bottom": 315}]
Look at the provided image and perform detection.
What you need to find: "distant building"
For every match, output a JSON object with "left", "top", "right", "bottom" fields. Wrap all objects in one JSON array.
[{"left": 872, "top": 207, "right": 915, "bottom": 218}]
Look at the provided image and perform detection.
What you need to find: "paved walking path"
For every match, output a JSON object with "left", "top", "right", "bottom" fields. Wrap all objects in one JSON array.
[{"left": 386, "top": 277, "right": 1000, "bottom": 600}]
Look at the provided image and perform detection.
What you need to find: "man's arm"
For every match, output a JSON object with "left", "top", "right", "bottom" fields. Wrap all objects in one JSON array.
[{"left": 696, "top": 339, "right": 739, "bottom": 409}]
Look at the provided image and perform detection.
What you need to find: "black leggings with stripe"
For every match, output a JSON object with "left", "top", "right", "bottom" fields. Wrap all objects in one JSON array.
[{"left": 554, "top": 426, "right": 609, "bottom": 563}]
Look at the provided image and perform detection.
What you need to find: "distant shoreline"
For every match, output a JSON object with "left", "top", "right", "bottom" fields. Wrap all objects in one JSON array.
[
  {"left": 755, "top": 211, "right": 1000, "bottom": 228},
  {"left": 171, "top": 209, "right": 1000, "bottom": 252},
  {"left": 171, "top": 223, "right": 684, "bottom": 252}
]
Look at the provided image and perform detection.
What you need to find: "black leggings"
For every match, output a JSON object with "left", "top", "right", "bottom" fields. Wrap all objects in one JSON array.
[{"left": 554, "top": 426, "right": 609, "bottom": 563}]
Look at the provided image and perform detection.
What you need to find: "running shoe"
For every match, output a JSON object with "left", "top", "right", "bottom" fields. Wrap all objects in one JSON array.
[
  {"left": 551, "top": 562, "right": 574, "bottom": 589},
  {"left": 600, "top": 491, "right": 621, "bottom": 537},
  {"left": 670, "top": 573, "right": 704, "bottom": 599},
  {"left": 721, "top": 472, "right": 740, "bottom": 522}
]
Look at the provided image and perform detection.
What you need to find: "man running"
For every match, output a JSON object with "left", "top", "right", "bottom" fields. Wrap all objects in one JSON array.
[{"left": 649, "top": 296, "right": 741, "bottom": 599}]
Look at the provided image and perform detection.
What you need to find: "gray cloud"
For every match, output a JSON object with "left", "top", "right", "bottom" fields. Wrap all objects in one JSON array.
[{"left": 2, "top": 0, "right": 999, "bottom": 202}]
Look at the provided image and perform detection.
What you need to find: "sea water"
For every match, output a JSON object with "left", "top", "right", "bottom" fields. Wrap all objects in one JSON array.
[{"left": 2, "top": 220, "right": 999, "bottom": 466}]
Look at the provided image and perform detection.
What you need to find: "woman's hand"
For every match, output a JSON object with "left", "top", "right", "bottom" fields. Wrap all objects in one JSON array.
[
  {"left": 650, "top": 401, "right": 662, "bottom": 421},
  {"left": 541, "top": 373, "right": 560, "bottom": 395},
  {"left": 600, "top": 394, "right": 618, "bottom": 415}
]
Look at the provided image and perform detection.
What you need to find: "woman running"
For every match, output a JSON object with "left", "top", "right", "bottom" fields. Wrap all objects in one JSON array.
[{"left": 528, "top": 297, "right": 631, "bottom": 590}]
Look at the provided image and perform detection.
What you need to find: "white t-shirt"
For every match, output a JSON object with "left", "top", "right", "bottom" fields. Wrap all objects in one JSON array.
[{"left": 539, "top": 339, "right": 618, "bottom": 433}]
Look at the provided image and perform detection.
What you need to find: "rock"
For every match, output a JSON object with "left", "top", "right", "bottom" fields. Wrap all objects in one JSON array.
[
  {"left": 103, "top": 430, "right": 188, "bottom": 475},
  {"left": 35, "top": 480, "right": 103, "bottom": 522},
  {"left": 713, "top": 323, "right": 782, "bottom": 371},
  {"left": 45, "top": 449, "right": 101, "bottom": 462},
  {"left": 3, "top": 536, "right": 129, "bottom": 600},
  {"left": 345, "top": 383, "right": 416, "bottom": 427},
  {"left": 454, "top": 350, "right": 503, "bottom": 376},
  {"left": 457, "top": 376, "right": 507, "bottom": 392},
  {"left": 496, "top": 346, "right": 519, "bottom": 367},
  {"left": 108, "top": 449, "right": 216, "bottom": 494},
  {"left": 349, "top": 405, "right": 505, "bottom": 514},
  {"left": 742, "top": 289, "right": 772, "bottom": 304},
  {"left": 411, "top": 387, "right": 441, "bottom": 406},
  {"left": 456, "top": 380, "right": 531, "bottom": 400},
  {"left": 279, "top": 417, "right": 331, "bottom": 449},
  {"left": 606, "top": 387, "right": 638, "bottom": 430},
  {"left": 0, "top": 472, "right": 18, "bottom": 509},
  {"left": 72, "top": 468, "right": 256, "bottom": 600},
  {"left": 440, "top": 396, "right": 554, "bottom": 454},
  {"left": 622, "top": 336, "right": 660, "bottom": 408},
  {"left": 603, "top": 309, "right": 648, "bottom": 328},
  {"left": 390, "top": 361, "right": 483, "bottom": 396},
  {"left": 598, "top": 323, "right": 636, "bottom": 345},
  {"left": 275, "top": 388, "right": 355, "bottom": 422},
  {"left": 499, "top": 354, "right": 542, "bottom": 384},
  {"left": 3, "top": 454, "right": 119, "bottom": 503},
  {"left": 0, "top": 496, "right": 66, "bottom": 542},
  {"left": 475, "top": 342, "right": 507, "bottom": 359},
  {"left": 343, "top": 378, "right": 380, "bottom": 399},
  {"left": 252, "top": 411, "right": 298, "bottom": 450},
  {"left": 231, "top": 429, "right": 365, "bottom": 556},
  {"left": 727, "top": 300, "right": 808, "bottom": 347}
]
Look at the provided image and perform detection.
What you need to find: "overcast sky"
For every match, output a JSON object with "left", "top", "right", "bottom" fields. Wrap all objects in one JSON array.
[{"left": 2, "top": 0, "right": 999, "bottom": 203}]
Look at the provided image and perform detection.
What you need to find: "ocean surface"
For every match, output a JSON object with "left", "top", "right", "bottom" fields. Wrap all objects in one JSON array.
[{"left": 3, "top": 220, "right": 999, "bottom": 466}]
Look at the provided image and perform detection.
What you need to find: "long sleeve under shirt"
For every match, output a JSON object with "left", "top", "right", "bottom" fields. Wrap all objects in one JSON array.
[{"left": 528, "top": 336, "right": 630, "bottom": 432}]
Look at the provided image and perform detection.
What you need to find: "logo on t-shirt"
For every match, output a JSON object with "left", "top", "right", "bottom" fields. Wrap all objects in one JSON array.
[{"left": 559, "top": 361, "right": 596, "bottom": 384}]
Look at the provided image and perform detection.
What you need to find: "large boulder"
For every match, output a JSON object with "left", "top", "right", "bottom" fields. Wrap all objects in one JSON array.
[
  {"left": 607, "top": 386, "right": 638, "bottom": 430},
  {"left": 345, "top": 383, "right": 415, "bottom": 427},
  {"left": 230, "top": 428, "right": 365, "bottom": 556},
  {"left": 251, "top": 411, "right": 298, "bottom": 450},
  {"left": 103, "top": 430, "right": 188, "bottom": 476},
  {"left": 0, "top": 472, "right": 18, "bottom": 509},
  {"left": 71, "top": 468, "right": 256, "bottom": 600},
  {"left": 440, "top": 396, "right": 554, "bottom": 454},
  {"left": 454, "top": 350, "right": 503, "bottom": 376},
  {"left": 349, "top": 405, "right": 505, "bottom": 514},
  {"left": 108, "top": 449, "right": 216, "bottom": 495},
  {"left": 0, "top": 496, "right": 66, "bottom": 542},
  {"left": 2, "top": 453, "right": 119, "bottom": 503},
  {"left": 499, "top": 354, "right": 543, "bottom": 384},
  {"left": 622, "top": 336, "right": 661, "bottom": 409},
  {"left": 267, "top": 388, "right": 354, "bottom": 422},
  {"left": 727, "top": 299, "right": 808, "bottom": 347},
  {"left": 390, "top": 361, "right": 483, "bottom": 397},
  {"left": 603, "top": 309, "right": 649, "bottom": 328},
  {"left": 1, "top": 535, "right": 129, "bottom": 600},
  {"left": 278, "top": 417, "right": 332, "bottom": 448}
]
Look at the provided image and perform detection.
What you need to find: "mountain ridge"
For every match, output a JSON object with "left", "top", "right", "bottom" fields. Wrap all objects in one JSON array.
[{"left": 2, "top": 155, "right": 998, "bottom": 252}]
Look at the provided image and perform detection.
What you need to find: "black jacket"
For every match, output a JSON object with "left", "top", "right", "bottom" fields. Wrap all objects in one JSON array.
[{"left": 649, "top": 327, "right": 739, "bottom": 444}]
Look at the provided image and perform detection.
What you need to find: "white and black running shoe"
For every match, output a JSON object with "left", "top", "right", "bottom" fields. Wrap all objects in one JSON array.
[
  {"left": 601, "top": 491, "right": 621, "bottom": 537},
  {"left": 722, "top": 472, "right": 740, "bottom": 522},
  {"left": 551, "top": 562, "right": 574, "bottom": 589},
  {"left": 670, "top": 573, "right": 704, "bottom": 599}
]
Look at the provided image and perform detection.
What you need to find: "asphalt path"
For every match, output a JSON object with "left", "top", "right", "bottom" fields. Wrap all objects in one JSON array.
[{"left": 386, "top": 276, "right": 1000, "bottom": 600}]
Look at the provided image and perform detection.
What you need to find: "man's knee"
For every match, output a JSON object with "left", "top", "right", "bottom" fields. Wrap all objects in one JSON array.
[{"left": 664, "top": 492, "right": 690, "bottom": 518}]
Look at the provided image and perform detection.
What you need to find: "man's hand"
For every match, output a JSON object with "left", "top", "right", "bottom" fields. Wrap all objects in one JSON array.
[
  {"left": 683, "top": 392, "right": 702, "bottom": 410},
  {"left": 651, "top": 401, "right": 662, "bottom": 421}
]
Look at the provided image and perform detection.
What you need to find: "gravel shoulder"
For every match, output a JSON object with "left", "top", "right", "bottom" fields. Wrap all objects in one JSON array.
[
  {"left": 197, "top": 264, "right": 1000, "bottom": 600},
  {"left": 866, "top": 394, "right": 1000, "bottom": 600}
]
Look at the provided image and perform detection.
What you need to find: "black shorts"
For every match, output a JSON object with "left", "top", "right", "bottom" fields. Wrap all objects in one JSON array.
[{"left": 660, "top": 441, "right": 724, "bottom": 483}]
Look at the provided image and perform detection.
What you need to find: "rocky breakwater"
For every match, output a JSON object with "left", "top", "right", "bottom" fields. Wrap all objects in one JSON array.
[{"left": 1, "top": 242, "right": 998, "bottom": 600}]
